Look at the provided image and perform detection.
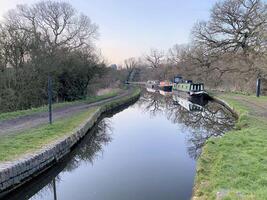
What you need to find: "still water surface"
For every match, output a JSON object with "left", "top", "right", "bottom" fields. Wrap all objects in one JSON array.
[{"left": 4, "top": 91, "right": 235, "bottom": 200}]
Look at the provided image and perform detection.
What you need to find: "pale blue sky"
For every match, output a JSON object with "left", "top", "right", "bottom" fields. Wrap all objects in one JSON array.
[{"left": 0, "top": 0, "right": 217, "bottom": 64}]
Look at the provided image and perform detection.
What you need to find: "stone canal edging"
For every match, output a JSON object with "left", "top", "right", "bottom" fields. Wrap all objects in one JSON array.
[
  {"left": 0, "top": 88, "right": 140, "bottom": 195},
  {"left": 210, "top": 96, "right": 239, "bottom": 119}
]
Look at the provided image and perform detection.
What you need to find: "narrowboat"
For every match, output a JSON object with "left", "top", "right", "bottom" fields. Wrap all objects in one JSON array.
[
  {"left": 159, "top": 80, "right": 173, "bottom": 92},
  {"left": 172, "top": 75, "right": 208, "bottom": 98},
  {"left": 146, "top": 80, "right": 159, "bottom": 90}
]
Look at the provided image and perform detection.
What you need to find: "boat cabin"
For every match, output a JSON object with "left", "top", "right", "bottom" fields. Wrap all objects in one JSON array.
[
  {"left": 174, "top": 76, "right": 193, "bottom": 84},
  {"left": 190, "top": 83, "right": 204, "bottom": 92},
  {"left": 173, "top": 75, "right": 204, "bottom": 93}
]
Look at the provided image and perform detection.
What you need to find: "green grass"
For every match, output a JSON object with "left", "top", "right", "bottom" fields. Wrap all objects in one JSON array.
[
  {"left": 0, "top": 87, "right": 141, "bottom": 162},
  {"left": 194, "top": 93, "right": 267, "bottom": 200},
  {"left": 101, "top": 87, "right": 141, "bottom": 110},
  {"left": 0, "top": 89, "right": 120, "bottom": 121},
  {"left": 0, "top": 107, "right": 98, "bottom": 162}
]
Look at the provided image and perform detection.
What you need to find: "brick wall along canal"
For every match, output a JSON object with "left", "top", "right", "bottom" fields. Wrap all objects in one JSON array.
[{"left": 3, "top": 90, "right": 236, "bottom": 200}]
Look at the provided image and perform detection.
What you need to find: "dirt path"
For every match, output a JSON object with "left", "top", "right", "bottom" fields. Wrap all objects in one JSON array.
[
  {"left": 0, "top": 90, "right": 132, "bottom": 136},
  {"left": 226, "top": 95, "right": 267, "bottom": 117}
]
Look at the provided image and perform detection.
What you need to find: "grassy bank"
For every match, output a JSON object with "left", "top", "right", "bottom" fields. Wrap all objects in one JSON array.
[
  {"left": 0, "top": 108, "right": 98, "bottom": 162},
  {"left": 0, "top": 88, "right": 140, "bottom": 162},
  {"left": 194, "top": 93, "right": 267, "bottom": 200},
  {"left": 0, "top": 89, "right": 120, "bottom": 121}
]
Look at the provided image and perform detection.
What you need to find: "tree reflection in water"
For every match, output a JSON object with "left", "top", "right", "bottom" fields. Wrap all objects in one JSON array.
[
  {"left": 64, "top": 119, "right": 113, "bottom": 172},
  {"left": 50, "top": 119, "right": 113, "bottom": 198},
  {"left": 3, "top": 91, "right": 235, "bottom": 200},
  {"left": 139, "top": 89, "right": 236, "bottom": 159},
  {"left": 3, "top": 120, "right": 113, "bottom": 200}
]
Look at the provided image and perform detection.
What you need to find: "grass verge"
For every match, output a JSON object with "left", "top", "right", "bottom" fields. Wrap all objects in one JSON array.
[
  {"left": 0, "top": 107, "right": 98, "bottom": 162},
  {"left": 0, "top": 89, "right": 120, "bottom": 121},
  {"left": 0, "top": 87, "right": 141, "bottom": 162},
  {"left": 194, "top": 93, "right": 267, "bottom": 200}
]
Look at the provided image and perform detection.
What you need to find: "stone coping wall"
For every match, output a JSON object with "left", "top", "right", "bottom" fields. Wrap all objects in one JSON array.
[
  {"left": 210, "top": 96, "right": 239, "bottom": 119},
  {"left": 0, "top": 89, "right": 140, "bottom": 195}
]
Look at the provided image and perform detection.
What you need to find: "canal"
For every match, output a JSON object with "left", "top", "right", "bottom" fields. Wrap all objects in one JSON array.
[{"left": 3, "top": 90, "right": 235, "bottom": 200}]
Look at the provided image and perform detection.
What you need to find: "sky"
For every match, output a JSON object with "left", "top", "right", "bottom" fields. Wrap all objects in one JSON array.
[{"left": 0, "top": 0, "right": 217, "bottom": 65}]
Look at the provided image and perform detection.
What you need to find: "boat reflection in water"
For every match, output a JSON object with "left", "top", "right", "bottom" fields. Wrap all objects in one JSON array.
[
  {"left": 159, "top": 90, "right": 172, "bottom": 97},
  {"left": 146, "top": 87, "right": 158, "bottom": 93},
  {"left": 172, "top": 94, "right": 205, "bottom": 112},
  {"left": 143, "top": 88, "right": 236, "bottom": 159}
]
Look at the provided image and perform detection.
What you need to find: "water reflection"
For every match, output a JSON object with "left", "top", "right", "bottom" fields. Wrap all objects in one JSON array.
[
  {"left": 140, "top": 89, "right": 235, "bottom": 159},
  {"left": 52, "top": 179, "right": 57, "bottom": 200},
  {"left": 64, "top": 120, "right": 112, "bottom": 172},
  {"left": 1, "top": 90, "right": 235, "bottom": 200},
  {"left": 2, "top": 120, "right": 112, "bottom": 200}
]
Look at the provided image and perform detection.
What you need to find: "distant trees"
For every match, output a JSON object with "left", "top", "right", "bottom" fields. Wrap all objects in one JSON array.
[
  {"left": 124, "top": 57, "right": 138, "bottom": 70},
  {"left": 136, "top": 0, "right": 267, "bottom": 93},
  {"left": 168, "top": 44, "right": 188, "bottom": 65},
  {"left": 145, "top": 49, "right": 165, "bottom": 69},
  {"left": 0, "top": 1, "right": 107, "bottom": 112}
]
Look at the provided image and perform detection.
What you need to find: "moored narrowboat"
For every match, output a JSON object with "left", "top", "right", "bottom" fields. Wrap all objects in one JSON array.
[
  {"left": 159, "top": 80, "right": 173, "bottom": 92},
  {"left": 172, "top": 75, "right": 208, "bottom": 98},
  {"left": 146, "top": 80, "right": 159, "bottom": 90}
]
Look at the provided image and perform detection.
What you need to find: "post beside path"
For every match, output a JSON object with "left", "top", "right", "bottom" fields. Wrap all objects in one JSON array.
[
  {"left": 256, "top": 78, "right": 261, "bottom": 97},
  {"left": 48, "top": 76, "right": 52, "bottom": 124}
]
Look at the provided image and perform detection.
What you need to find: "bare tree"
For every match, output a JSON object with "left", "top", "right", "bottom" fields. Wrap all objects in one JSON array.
[
  {"left": 168, "top": 44, "right": 188, "bottom": 65},
  {"left": 124, "top": 57, "right": 137, "bottom": 70},
  {"left": 35, "top": 1, "right": 98, "bottom": 50},
  {"left": 145, "top": 48, "right": 165, "bottom": 69},
  {"left": 4, "top": 1, "right": 99, "bottom": 55},
  {"left": 192, "top": 0, "right": 267, "bottom": 55}
]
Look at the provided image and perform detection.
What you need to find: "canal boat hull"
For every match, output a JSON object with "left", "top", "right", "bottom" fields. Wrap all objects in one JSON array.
[
  {"left": 159, "top": 80, "right": 173, "bottom": 92},
  {"left": 158, "top": 85, "right": 173, "bottom": 92},
  {"left": 172, "top": 90, "right": 209, "bottom": 106}
]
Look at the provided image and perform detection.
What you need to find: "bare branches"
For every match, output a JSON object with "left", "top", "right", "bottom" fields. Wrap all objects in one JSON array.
[
  {"left": 124, "top": 57, "right": 137, "bottom": 70},
  {"left": 34, "top": 1, "right": 98, "bottom": 50},
  {"left": 3, "top": 1, "right": 98, "bottom": 55},
  {"left": 168, "top": 44, "right": 188, "bottom": 65},
  {"left": 192, "top": 0, "right": 267, "bottom": 55},
  {"left": 0, "top": 0, "right": 100, "bottom": 72},
  {"left": 145, "top": 49, "right": 165, "bottom": 69}
]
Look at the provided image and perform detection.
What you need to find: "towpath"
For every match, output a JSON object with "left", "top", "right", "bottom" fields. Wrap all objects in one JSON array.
[
  {"left": 218, "top": 93, "right": 267, "bottom": 117},
  {"left": 229, "top": 95, "right": 267, "bottom": 117},
  {"left": 0, "top": 89, "right": 132, "bottom": 136}
]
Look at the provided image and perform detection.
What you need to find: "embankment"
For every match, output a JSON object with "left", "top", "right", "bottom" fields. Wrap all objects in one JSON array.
[
  {"left": 0, "top": 88, "right": 141, "bottom": 196},
  {"left": 193, "top": 93, "right": 267, "bottom": 200}
]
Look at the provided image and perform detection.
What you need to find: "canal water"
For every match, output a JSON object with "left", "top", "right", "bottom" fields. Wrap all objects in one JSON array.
[{"left": 3, "top": 90, "right": 235, "bottom": 200}]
